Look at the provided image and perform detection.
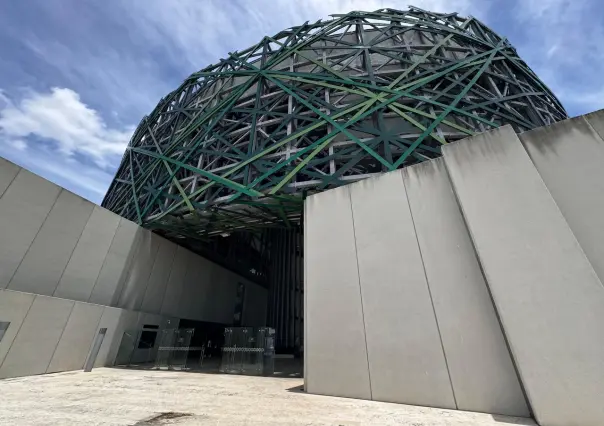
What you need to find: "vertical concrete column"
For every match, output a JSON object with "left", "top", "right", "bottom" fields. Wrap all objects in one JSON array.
[
  {"left": 520, "top": 113, "right": 604, "bottom": 284},
  {"left": 443, "top": 125, "right": 604, "bottom": 426},
  {"left": 349, "top": 171, "right": 455, "bottom": 408},
  {"left": 304, "top": 185, "right": 371, "bottom": 399},
  {"left": 402, "top": 158, "right": 528, "bottom": 416}
]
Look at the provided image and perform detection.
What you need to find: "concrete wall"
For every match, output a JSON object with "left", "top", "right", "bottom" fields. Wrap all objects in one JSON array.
[
  {"left": 305, "top": 158, "right": 528, "bottom": 416},
  {"left": 443, "top": 125, "right": 604, "bottom": 426},
  {"left": 0, "top": 157, "right": 268, "bottom": 379},
  {"left": 0, "top": 290, "right": 143, "bottom": 377},
  {"left": 304, "top": 185, "right": 372, "bottom": 400},
  {"left": 349, "top": 171, "right": 455, "bottom": 409},
  {"left": 0, "top": 158, "right": 268, "bottom": 329},
  {"left": 520, "top": 112, "right": 604, "bottom": 285},
  {"left": 306, "top": 112, "right": 604, "bottom": 423},
  {"left": 402, "top": 158, "right": 528, "bottom": 416},
  {"left": 0, "top": 289, "right": 180, "bottom": 378}
]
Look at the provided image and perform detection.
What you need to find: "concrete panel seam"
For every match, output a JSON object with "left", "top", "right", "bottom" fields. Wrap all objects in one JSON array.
[
  {"left": 160, "top": 249, "right": 191, "bottom": 315},
  {"left": 141, "top": 240, "right": 174, "bottom": 314},
  {"left": 442, "top": 151, "right": 533, "bottom": 416},
  {"left": 584, "top": 114, "right": 604, "bottom": 141},
  {"left": 347, "top": 188, "right": 373, "bottom": 400},
  {"left": 6, "top": 183, "right": 62, "bottom": 289},
  {"left": 0, "top": 291, "right": 35, "bottom": 371},
  {"left": 114, "top": 228, "right": 145, "bottom": 307},
  {"left": 0, "top": 165, "right": 20, "bottom": 200},
  {"left": 516, "top": 131, "right": 604, "bottom": 289},
  {"left": 155, "top": 244, "right": 178, "bottom": 315},
  {"left": 52, "top": 205, "right": 95, "bottom": 297},
  {"left": 87, "top": 220, "right": 122, "bottom": 304},
  {"left": 400, "top": 171, "right": 458, "bottom": 409},
  {"left": 44, "top": 300, "right": 76, "bottom": 374}
]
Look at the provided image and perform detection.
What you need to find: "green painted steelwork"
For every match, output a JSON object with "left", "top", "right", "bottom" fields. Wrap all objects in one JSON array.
[{"left": 102, "top": 7, "right": 567, "bottom": 240}]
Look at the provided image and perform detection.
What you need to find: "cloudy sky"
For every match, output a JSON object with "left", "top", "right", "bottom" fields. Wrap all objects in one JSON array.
[{"left": 0, "top": 0, "right": 602, "bottom": 203}]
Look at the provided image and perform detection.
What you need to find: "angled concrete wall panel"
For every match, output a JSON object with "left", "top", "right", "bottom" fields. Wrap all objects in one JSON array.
[
  {"left": 9, "top": 190, "right": 93, "bottom": 295},
  {"left": 0, "top": 290, "right": 35, "bottom": 367},
  {"left": 54, "top": 206, "right": 121, "bottom": 302},
  {"left": 140, "top": 238, "right": 177, "bottom": 314},
  {"left": 521, "top": 114, "right": 604, "bottom": 284},
  {"left": 0, "top": 295, "right": 73, "bottom": 378},
  {"left": 117, "top": 230, "right": 160, "bottom": 311},
  {"left": 46, "top": 302, "right": 103, "bottom": 373},
  {"left": 89, "top": 218, "right": 139, "bottom": 306},
  {"left": 304, "top": 186, "right": 371, "bottom": 400},
  {"left": 160, "top": 246, "right": 190, "bottom": 317},
  {"left": 0, "top": 170, "right": 61, "bottom": 288},
  {"left": 0, "top": 158, "right": 20, "bottom": 198},
  {"left": 350, "top": 171, "right": 455, "bottom": 408},
  {"left": 180, "top": 256, "right": 213, "bottom": 321},
  {"left": 403, "top": 158, "right": 528, "bottom": 416},
  {"left": 443, "top": 126, "right": 604, "bottom": 426}
]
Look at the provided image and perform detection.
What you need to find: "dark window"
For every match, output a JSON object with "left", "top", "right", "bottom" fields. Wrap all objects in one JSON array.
[
  {"left": 138, "top": 330, "right": 157, "bottom": 349},
  {"left": 142, "top": 324, "right": 159, "bottom": 330}
]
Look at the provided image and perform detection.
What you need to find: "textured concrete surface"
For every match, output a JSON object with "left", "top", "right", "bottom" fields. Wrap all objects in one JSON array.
[
  {"left": 0, "top": 368, "right": 536, "bottom": 426},
  {"left": 521, "top": 114, "right": 604, "bottom": 284},
  {"left": 443, "top": 125, "right": 604, "bottom": 426},
  {"left": 9, "top": 189, "right": 94, "bottom": 296},
  {"left": 0, "top": 157, "right": 267, "bottom": 329},
  {"left": 0, "top": 169, "right": 61, "bottom": 288},
  {"left": 350, "top": 171, "right": 455, "bottom": 409},
  {"left": 304, "top": 186, "right": 371, "bottom": 400},
  {"left": 403, "top": 158, "right": 528, "bottom": 417}
]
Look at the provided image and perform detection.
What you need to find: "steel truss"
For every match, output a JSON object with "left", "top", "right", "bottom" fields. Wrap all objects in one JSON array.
[{"left": 102, "top": 6, "right": 566, "bottom": 240}]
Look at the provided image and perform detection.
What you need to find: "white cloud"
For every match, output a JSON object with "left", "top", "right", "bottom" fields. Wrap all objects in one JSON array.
[
  {"left": 0, "top": 87, "right": 133, "bottom": 167},
  {"left": 0, "top": 140, "right": 114, "bottom": 202},
  {"left": 125, "top": 0, "right": 480, "bottom": 71},
  {"left": 516, "top": 0, "right": 604, "bottom": 115},
  {"left": 8, "top": 139, "right": 27, "bottom": 151}
]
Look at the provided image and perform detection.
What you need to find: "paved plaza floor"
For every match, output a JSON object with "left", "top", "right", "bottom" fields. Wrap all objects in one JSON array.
[{"left": 0, "top": 367, "right": 536, "bottom": 425}]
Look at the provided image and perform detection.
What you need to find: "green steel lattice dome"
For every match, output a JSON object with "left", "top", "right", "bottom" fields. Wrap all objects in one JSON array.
[{"left": 102, "top": 6, "right": 567, "bottom": 239}]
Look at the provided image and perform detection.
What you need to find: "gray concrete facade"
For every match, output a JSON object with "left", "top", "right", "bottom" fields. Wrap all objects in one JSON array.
[
  {"left": 443, "top": 125, "right": 604, "bottom": 426},
  {"left": 304, "top": 186, "right": 372, "bottom": 400},
  {"left": 306, "top": 111, "right": 604, "bottom": 426},
  {"left": 350, "top": 171, "right": 455, "bottom": 409},
  {"left": 0, "top": 158, "right": 268, "bottom": 379},
  {"left": 402, "top": 159, "right": 528, "bottom": 417},
  {"left": 520, "top": 112, "right": 604, "bottom": 285},
  {"left": 305, "top": 158, "right": 528, "bottom": 416}
]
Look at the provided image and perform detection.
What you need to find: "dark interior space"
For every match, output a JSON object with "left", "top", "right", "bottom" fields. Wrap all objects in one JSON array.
[{"left": 179, "top": 318, "right": 228, "bottom": 361}]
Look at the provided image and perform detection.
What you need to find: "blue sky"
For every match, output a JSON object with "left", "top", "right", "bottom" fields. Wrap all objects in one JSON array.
[{"left": 0, "top": 0, "right": 602, "bottom": 203}]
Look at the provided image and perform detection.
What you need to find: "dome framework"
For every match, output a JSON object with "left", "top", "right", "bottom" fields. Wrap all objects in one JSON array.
[{"left": 102, "top": 7, "right": 566, "bottom": 240}]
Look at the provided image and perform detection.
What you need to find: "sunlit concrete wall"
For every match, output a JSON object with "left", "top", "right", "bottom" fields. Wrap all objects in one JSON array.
[
  {"left": 305, "top": 159, "right": 527, "bottom": 417},
  {"left": 0, "top": 157, "right": 267, "bottom": 378},
  {"left": 0, "top": 288, "right": 178, "bottom": 379},
  {"left": 305, "top": 112, "right": 604, "bottom": 426}
]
